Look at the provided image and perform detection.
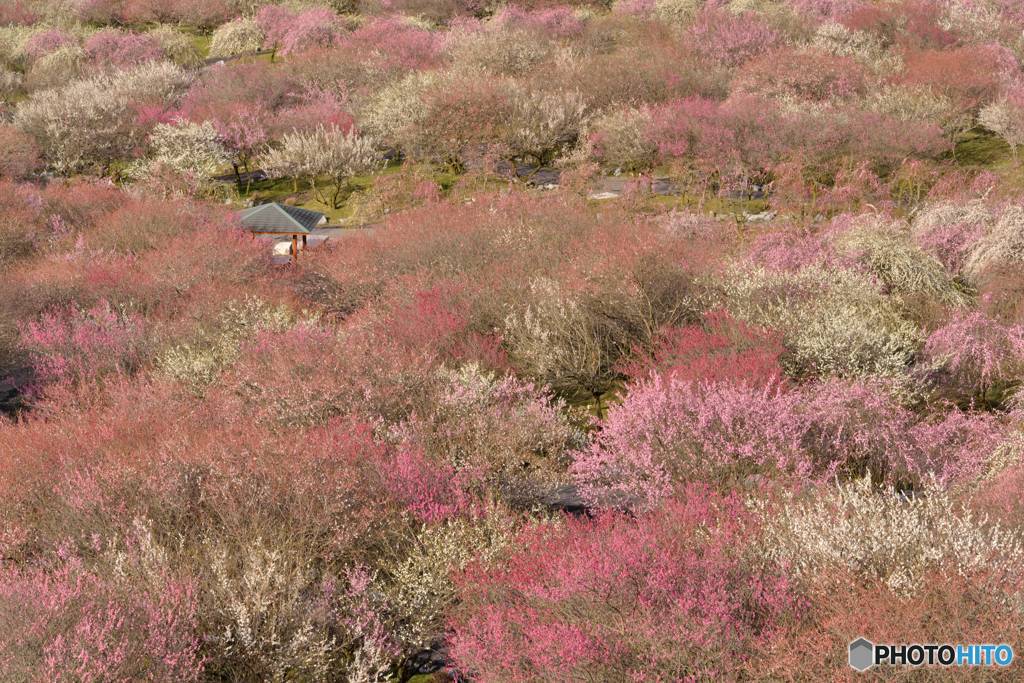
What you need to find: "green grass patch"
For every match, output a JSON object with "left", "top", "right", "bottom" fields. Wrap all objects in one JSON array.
[
  {"left": 191, "top": 34, "right": 212, "bottom": 60},
  {"left": 2, "top": 91, "right": 28, "bottom": 106},
  {"left": 294, "top": 192, "right": 362, "bottom": 223},
  {"left": 404, "top": 675, "right": 445, "bottom": 683},
  {"left": 176, "top": 26, "right": 212, "bottom": 60},
  {"left": 232, "top": 51, "right": 276, "bottom": 65},
  {"left": 952, "top": 127, "right": 1012, "bottom": 167},
  {"left": 433, "top": 170, "right": 461, "bottom": 191},
  {"left": 237, "top": 173, "right": 302, "bottom": 199}
]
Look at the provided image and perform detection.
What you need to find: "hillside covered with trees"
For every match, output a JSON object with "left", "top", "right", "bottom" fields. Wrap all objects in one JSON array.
[{"left": 3, "top": 0, "right": 1024, "bottom": 680}]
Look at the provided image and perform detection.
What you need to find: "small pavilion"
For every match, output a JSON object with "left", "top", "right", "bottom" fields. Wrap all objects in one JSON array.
[{"left": 237, "top": 203, "right": 327, "bottom": 264}]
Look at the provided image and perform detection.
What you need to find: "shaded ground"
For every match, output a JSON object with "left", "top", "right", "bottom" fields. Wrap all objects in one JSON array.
[{"left": 0, "top": 367, "right": 31, "bottom": 418}]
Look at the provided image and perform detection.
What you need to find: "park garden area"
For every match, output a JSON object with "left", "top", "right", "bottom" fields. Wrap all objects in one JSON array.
[{"left": 6, "top": 0, "right": 1024, "bottom": 680}]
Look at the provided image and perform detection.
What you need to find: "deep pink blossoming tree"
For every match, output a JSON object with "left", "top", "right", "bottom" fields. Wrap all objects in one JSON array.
[{"left": 449, "top": 488, "right": 802, "bottom": 681}]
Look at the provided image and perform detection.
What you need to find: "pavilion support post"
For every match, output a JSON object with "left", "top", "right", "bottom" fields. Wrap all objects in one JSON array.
[{"left": 291, "top": 234, "right": 298, "bottom": 264}]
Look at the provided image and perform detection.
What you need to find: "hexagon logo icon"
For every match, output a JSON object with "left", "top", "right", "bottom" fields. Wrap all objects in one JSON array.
[{"left": 849, "top": 637, "right": 874, "bottom": 672}]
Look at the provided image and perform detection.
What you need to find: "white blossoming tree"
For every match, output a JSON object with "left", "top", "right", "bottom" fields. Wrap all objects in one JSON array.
[
  {"left": 505, "top": 87, "right": 588, "bottom": 167},
  {"left": 149, "top": 119, "right": 229, "bottom": 180},
  {"left": 208, "top": 18, "right": 264, "bottom": 60},
  {"left": 13, "top": 61, "right": 191, "bottom": 174},
  {"left": 261, "top": 125, "right": 382, "bottom": 208},
  {"left": 761, "top": 475, "right": 1024, "bottom": 596},
  {"left": 979, "top": 94, "right": 1024, "bottom": 161}
]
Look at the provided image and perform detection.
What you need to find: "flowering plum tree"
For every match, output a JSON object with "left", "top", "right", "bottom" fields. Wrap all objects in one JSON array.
[
  {"left": 254, "top": 4, "right": 295, "bottom": 57},
  {"left": 736, "top": 48, "right": 866, "bottom": 103},
  {"left": 761, "top": 475, "right": 1024, "bottom": 597},
  {"left": 619, "top": 310, "right": 786, "bottom": 386},
  {"left": 504, "top": 86, "right": 588, "bottom": 166},
  {"left": 14, "top": 62, "right": 191, "bottom": 174},
  {"left": 261, "top": 125, "right": 382, "bottom": 208},
  {"left": 911, "top": 199, "right": 992, "bottom": 273},
  {"left": 0, "top": 0, "right": 35, "bottom": 25},
  {"left": 147, "top": 25, "right": 201, "bottom": 67},
  {"left": 141, "top": 119, "right": 229, "bottom": 185},
  {"left": 924, "top": 311, "right": 1024, "bottom": 403},
  {"left": 21, "top": 28, "right": 75, "bottom": 62},
  {"left": 899, "top": 45, "right": 1009, "bottom": 145},
  {"left": 979, "top": 85, "right": 1024, "bottom": 160},
  {"left": 210, "top": 103, "right": 269, "bottom": 190},
  {"left": 256, "top": 5, "right": 344, "bottom": 57},
  {"left": 270, "top": 93, "right": 354, "bottom": 138},
  {"left": 0, "top": 543, "right": 204, "bottom": 682},
  {"left": 571, "top": 376, "right": 806, "bottom": 510},
  {"left": 18, "top": 300, "right": 145, "bottom": 402},
  {"left": 340, "top": 17, "right": 443, "bottom": 73},
  {"left": 278, "top": 7, "right": 344, "bottom": 56},
  {"left": 571, "top": 374, "right": 986, "bottom": 512},
  {"left": 83, "top": 29, "right": 164, "bottom": 70},
  {"left": 391, "top": 362, "right": 579, "bottom": 509},
  {"left": 686, "top": 8, "right": 780, "bottom": 67},
  {"left": 449, "top": 489, "right": 801, "bottom": 681},
  {"left": 716, "top": 264, "right": 922, "bottom": 380},
  {"left": 208, "top": 18, "right": 263, "bottom": 59},
  {"left": 360, "top": 70, "right": 514, "bottom": 168},
  {"left": 586, "top": 106, "right": 658, "bottom": 171}
]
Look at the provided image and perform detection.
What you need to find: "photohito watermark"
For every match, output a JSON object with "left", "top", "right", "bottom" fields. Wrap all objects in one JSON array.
[{"left": 849, "top": 638, "right": 1014, "bottom": 672}]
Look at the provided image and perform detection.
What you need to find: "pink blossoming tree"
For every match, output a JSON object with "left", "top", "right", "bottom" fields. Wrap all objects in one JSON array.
[{"left": 449, "top": 488, "right": 802, "bottom": 681}]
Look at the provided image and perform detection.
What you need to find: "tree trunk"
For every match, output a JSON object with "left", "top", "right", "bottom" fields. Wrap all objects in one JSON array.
[
  {"left": 331, "top": 179, "right": 346, "bottom": 210},
  {"left": 311, "top": 178, "right": 328, "bottom": 206}
]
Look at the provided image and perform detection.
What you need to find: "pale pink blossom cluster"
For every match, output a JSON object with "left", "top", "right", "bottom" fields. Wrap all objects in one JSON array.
[
  {"left": 83, "top": 29, "right": 164, "bottom": 70},
  {"left": 18, "top": 300, "right": 144, "bottom": 392},
  {"left": 573, "top": 375, "right": 1008, "bottom": 511},
  {"left": 255, "top": 5, "right": 344, "bottom": 56}
]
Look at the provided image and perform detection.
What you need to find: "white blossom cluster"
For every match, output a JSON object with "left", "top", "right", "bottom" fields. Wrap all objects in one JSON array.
[
  {"left": 979, "top": 97, "right": 1024, "bottom": 159},
  {"left": 963, "top": 204, "right": 1024, "bottom": 282},
  {"left": 206, "top": 537, "right": 340, "bottom": 681},
  {"left": 506, "top": 86, "right": 588, "bottom": 165},
  {"left": 147, "top": 119, "right": 228, "bottom": 180},
  {"left": 447, "top": 26, "right": 552, "bottom": 76},
  {"left": 865, "top": 84, "right": 956, "bottom": 126},
  {"left": 760, "top": 475, "right": 1024, "bottom": 596},
  {"left": 208, "top": 17, "right": 264, "bottom": 59},
  {"left": 585, "top": 106, "right": 658, "bottom": 171},
  {"left": 716, "top": 264, "right": 923, "bottom": 380},
  {"left": 384, "top": 513, "right": 515, "bottom": 650},
  {"left": 832, "top": 215, "right": 968, "bottom": 306},
  {"left": 158, "top": 297, "right": 294, "bottom": 390},
  {"left": 504, "top": 277, "right": 606, "bottom": 392},
  {"left": 13, "top": 61, "right": 191, "bottom": 173},
  {"left": 262, "top": 125, "right": 381, "bottom": 207},
  {"left": 813, "top": 21, "right": 902, "bottom": 74}
]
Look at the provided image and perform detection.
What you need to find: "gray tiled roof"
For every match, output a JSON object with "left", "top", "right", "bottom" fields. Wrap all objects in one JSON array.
[{"left": 237, "top": 203, "right": 326, "bottom": 234}]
